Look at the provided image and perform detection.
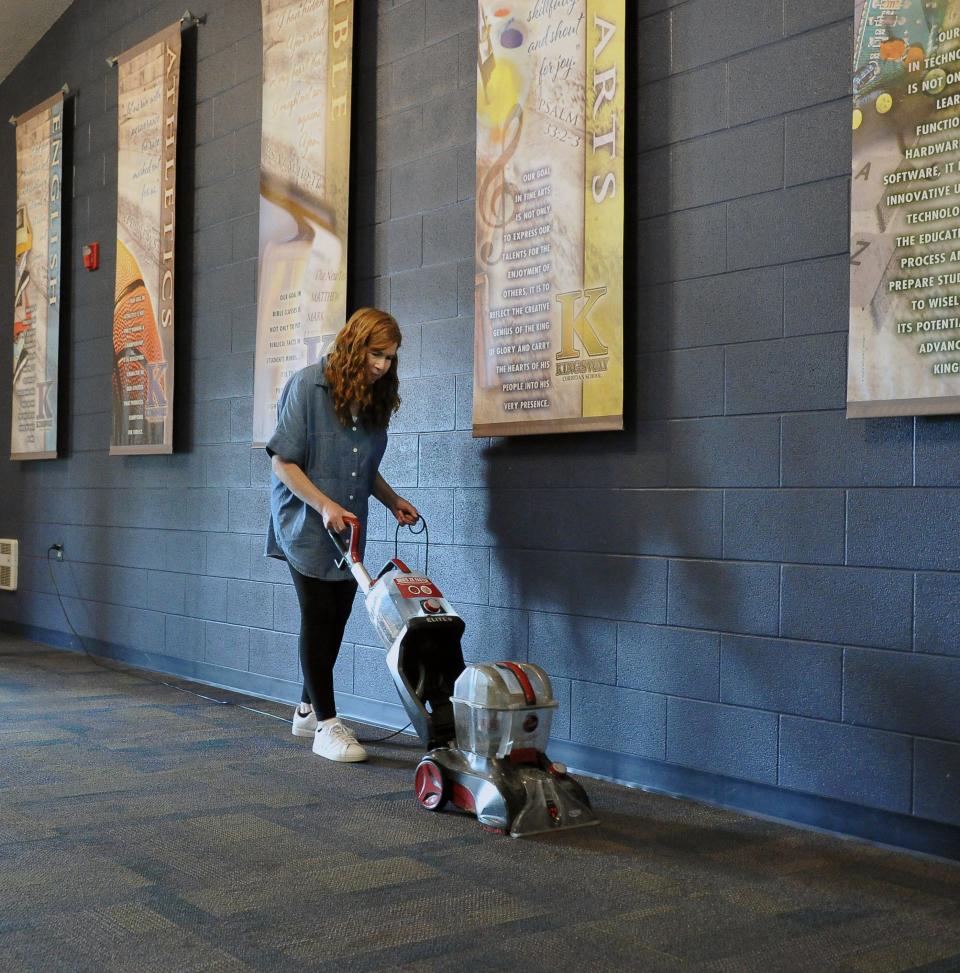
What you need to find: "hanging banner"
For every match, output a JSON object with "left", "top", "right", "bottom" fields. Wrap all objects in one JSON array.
[
  {"left": 252, "top": 0, "right": 355, "bottom": 447},
  {"left": 11, "top": 92, "right": 64, "bottom": 461},
  {"left": 472, "top": 1, "right": 624, "bottom": 436},
  {"left": 848, "top": 0, "right": 960, "bottom": 417},
  {"left": 111, "top": 23, "right": 181, "bottom": 455}
]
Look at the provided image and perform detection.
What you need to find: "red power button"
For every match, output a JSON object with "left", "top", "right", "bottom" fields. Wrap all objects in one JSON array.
[{"left": 422, "top": 599, "right": 442, "bottom": 614}]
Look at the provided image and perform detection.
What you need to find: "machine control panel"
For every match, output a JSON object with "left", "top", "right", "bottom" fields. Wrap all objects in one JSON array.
[{"left": 394, "top": 575, "right": 443, "bottom": 600}]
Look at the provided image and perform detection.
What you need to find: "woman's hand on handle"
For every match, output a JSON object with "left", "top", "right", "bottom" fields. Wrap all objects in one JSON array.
[
  {"left": 321, "top": 500, "right": 353, "bottom": 533},
  {"left": 372, "top": 473, "right": 418, "bottom": 525},
  {"left": 391, "top": 496, "right": 419, "bottom": 526},
  {"left": 272, "top": 455, "right": 350, "bottom": 531}
]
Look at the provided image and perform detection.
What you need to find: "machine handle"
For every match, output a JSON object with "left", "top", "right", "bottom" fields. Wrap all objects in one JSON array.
[
  {"left": 327, "top": 513, "right": 362, "bottom": 564},
  {"left": 327, "top": 514, "right": 372, "bottom": 593}
]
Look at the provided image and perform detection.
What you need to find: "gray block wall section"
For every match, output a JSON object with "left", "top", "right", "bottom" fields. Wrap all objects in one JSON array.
[{"left": 2, "top": 0, "right": 960, "bottom": 844}]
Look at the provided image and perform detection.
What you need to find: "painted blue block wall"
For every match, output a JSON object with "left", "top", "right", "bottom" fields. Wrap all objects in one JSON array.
[{"left": 1, "top": 0, "right": 960, "bottom": 856}]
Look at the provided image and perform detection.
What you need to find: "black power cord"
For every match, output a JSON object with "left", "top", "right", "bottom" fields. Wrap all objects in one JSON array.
[
  {"left": 355, "top": 723, "right": 415, "bottom": 744},
  {"left": 43, "top": 545, "right": 416, "bottom": 745},
  {"left": 45, "top": 545, "right": 252, "bottom": 711},
  {"left": 395, "top": 516, "right": 429, "bottom": 575}
]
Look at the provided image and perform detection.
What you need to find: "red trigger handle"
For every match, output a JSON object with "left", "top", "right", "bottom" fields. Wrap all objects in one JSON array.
[
  {"left": 326, "top": 514, "right": 363, "bottom": 566},
  {"left": 343, "top": 514, "right": 361, "bottom": 563}
]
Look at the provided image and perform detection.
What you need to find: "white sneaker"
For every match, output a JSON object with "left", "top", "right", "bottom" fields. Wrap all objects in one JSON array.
[
  {"left": 312, "top": 718, "right": 368, "bottom": 762},
  {"left": 292, "top": 705, "right": 317, "bottom": 738}
]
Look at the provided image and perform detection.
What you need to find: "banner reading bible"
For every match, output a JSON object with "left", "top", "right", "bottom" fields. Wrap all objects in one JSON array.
[
  {"left": 252, "top": 0, "right": 354, "bottom": 447},
  {"left": 12, "top": 92, "right": 64, "bottom": 461},
  {"left": 472, "top": 1, "right": 624, "bottom": 436},
  {"left": 848, "top": 0, "right": 960, "bottom": 417},
  {"left": 111, "top": 23, "right": 180, "bottom": 455}
]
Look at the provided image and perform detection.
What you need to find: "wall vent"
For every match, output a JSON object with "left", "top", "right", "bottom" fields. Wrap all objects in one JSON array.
[{"left": 0, "top": 539, "right": 18, "bottom": 591}]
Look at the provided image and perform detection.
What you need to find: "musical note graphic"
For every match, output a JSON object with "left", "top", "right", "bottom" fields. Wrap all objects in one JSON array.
[{"left": 477, "top": 103, "right": 524, "bottom": 267}]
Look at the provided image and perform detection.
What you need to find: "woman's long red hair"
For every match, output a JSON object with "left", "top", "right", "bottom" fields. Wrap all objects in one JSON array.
[{"left": 325, "top": 307, "right": 402, "bottom": 428}]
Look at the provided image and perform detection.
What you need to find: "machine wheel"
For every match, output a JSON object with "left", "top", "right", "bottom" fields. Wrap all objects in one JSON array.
[{"left": 414, "top": 758, "right": 448, "bottom": 811}]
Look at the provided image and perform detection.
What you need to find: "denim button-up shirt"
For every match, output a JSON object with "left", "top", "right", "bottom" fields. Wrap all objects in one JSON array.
[{"left": 265, "top": 358, "right": 387, "bottom": 580}]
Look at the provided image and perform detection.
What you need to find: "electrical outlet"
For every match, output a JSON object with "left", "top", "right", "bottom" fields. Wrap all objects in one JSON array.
[
  {"left": 53, "top": 543, "right": 64, "bottom": 561},
  {"left": 0, "top": 539, "right": 17, "bottom": 590}
]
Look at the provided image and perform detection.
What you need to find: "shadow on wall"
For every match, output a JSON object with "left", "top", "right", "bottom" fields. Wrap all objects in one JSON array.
[
  {"left": 347, "top": 6, "right": 381, "bottom": 308},
  {"left": 57, "top": 96, "right": 75, "bottom": 462},
  {"left": 173, "top": 25, "right": 198, "bottom": 454},
  {"left": 477, "top": 4, "right": 695, "bottom": 756}
]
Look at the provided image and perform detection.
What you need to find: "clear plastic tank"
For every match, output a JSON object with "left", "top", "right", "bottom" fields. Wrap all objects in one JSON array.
[
  {"left": 451, "top": 662, "right": 557, "bottom": 758},
  {"left": 364, "top": 568, "right": 406, "bottom": 646}
]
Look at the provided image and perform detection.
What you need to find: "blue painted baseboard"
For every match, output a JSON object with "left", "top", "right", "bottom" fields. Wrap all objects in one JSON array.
[{"left": 4, "top": 619, "right": 959, "bottom": 864}]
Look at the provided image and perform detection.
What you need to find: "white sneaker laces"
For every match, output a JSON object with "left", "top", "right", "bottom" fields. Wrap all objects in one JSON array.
[{"left": 326, "top": 720, "right": 357, "bottom": 744}]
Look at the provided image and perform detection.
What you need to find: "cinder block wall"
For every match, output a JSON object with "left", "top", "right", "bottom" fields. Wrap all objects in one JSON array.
[{"left": 2, "top": 0, "right": 959, "bottom": 845}]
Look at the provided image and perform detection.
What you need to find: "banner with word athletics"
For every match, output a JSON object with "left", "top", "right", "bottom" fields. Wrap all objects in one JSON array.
[
  {"left": 111, "top": 23, "right": 181, "bottom": 455},
  {"left": 848, "top": 0, "right": 960, "bottom": 417},
  {"left": 252, "top": 0, "right": 354, "bottom": 447},
  {"left": 11, "top": 92, "right": 64, "bottom": 460},
  {"left": 473, "top": 0, "right": 624, "bottom": 436}
]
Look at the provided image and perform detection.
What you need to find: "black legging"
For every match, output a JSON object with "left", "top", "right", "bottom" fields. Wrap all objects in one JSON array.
[{"left": 288, "top": 564, "right": 358, "bottom": 721}]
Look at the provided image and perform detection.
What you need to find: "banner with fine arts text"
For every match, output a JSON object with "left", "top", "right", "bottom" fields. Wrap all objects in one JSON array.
[
  {"left": 111, "top": 23, "right": 181, "bottom": 455},
  {"left": 473, "top": 0, "right": 625, "bottom": 436},
  {"left": 11, "top": 92, "right": 64, "bottom": 461},
  {"left": 252, "top": 0, "right": 354, "bottom": 447}
]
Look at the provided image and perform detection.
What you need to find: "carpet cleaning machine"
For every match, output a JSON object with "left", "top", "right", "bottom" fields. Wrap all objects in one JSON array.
[{"left": 329, "top": 516, "right": 598, "bottom": 838}]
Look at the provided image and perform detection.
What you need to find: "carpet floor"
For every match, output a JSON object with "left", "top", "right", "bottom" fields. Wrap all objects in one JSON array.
[{"left": 2, "top": 633, "right": 959, "bottom": 972}]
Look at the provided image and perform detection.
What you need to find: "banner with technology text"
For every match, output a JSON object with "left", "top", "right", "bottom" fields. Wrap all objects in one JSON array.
[
  {"left": 111, "top": 23, "right": 181, "bottom": 454},
  {"left": 11, "top": 92, "right": 64, "bottom": 460},
  {"left": 473, "top": 0, "right": 624, "bottom": 436},
  {"left": 848, "top": 0, "right": 960, "bottom": 417},
  {"left": 252, "top": 0, "right": 354, "bottom": 447}
]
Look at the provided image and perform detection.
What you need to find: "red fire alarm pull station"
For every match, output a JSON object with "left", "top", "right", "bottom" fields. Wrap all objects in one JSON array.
[{"left": 82, "top": 243, "right": 99, "bottom": 271}]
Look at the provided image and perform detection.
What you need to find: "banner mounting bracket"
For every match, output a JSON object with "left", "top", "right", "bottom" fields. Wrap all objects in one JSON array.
[{"left": 9, "top": 86, "right": 67, "bottom": 124}]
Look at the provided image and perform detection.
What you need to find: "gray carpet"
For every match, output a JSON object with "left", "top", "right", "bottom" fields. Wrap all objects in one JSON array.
[{"left": 2, "top": 632, "right": 960, "bottom": 972}]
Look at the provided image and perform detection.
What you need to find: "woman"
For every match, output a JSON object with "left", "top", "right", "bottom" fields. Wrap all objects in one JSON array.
[{"left": 265, "top": 307, "right": 418, "bottom": 762}]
